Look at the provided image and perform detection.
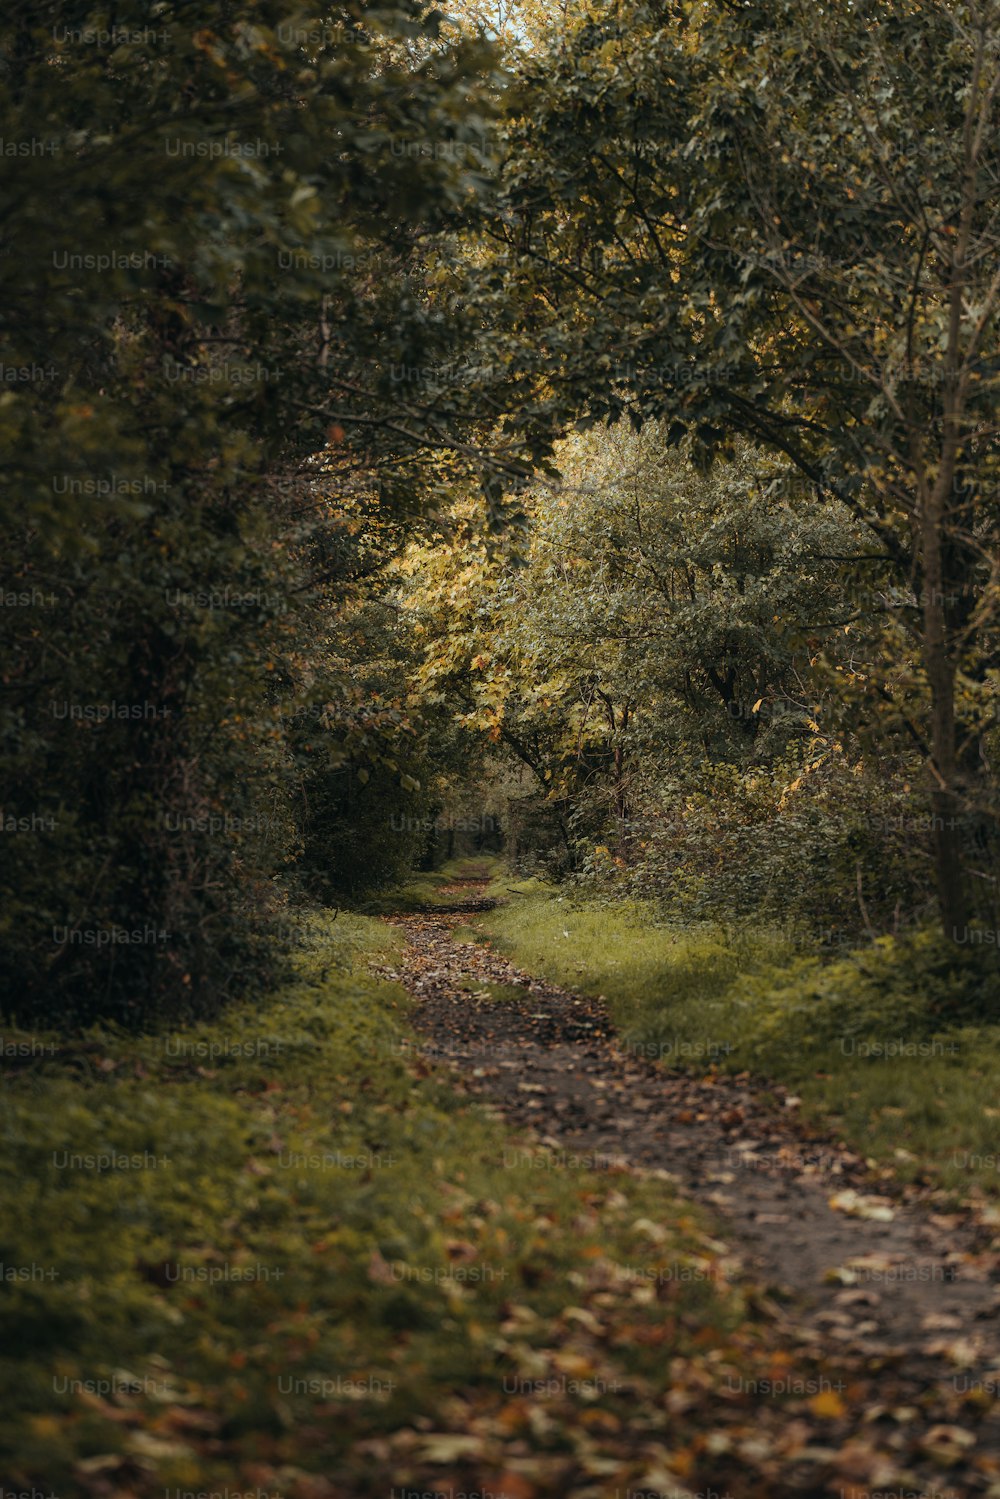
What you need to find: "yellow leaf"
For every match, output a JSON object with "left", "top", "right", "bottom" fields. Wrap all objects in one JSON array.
[{"left": 810, "top": 1389, "right": 846, "bottom": 1419}]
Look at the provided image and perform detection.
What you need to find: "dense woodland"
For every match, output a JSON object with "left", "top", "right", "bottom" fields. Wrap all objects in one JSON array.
[
  {"left": 5, "top": 6, "right": 1000, "bottom": 1492},
  {"left": 5, "top": 0, "right": 1000, "bottom": 1027}
]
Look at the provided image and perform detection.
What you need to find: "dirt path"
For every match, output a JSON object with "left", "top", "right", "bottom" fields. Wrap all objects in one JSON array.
[{"left": 375, "top": 888, "right": 1000, "bottom": 1492}]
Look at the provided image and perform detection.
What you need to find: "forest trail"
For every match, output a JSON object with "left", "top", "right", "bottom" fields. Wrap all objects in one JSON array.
[{"left": 375, "top": 881, "right": 1000, "bottom": 1489}]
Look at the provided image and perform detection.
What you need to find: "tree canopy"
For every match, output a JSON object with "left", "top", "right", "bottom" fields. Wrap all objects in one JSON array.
[{"left": 4, "top": 0, "right": 1000, "bottom": 1025}]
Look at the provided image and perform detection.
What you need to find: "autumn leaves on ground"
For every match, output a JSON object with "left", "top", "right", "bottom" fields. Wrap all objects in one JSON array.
[{"left": 4, "top": 859, "right": 1000, "bottom": 1499}]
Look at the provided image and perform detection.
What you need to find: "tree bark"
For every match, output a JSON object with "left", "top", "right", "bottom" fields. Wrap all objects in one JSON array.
[{"left": 921, "top": 485, "right": 968, "bottom": 940}]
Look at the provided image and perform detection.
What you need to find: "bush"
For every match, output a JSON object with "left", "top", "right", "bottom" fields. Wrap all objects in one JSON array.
[
  {"left": 732, "top": 927, "right": 1000, "bottom": 1075},
  {"left": 580, "top": 749, "right": 935, "bottom": 940}
]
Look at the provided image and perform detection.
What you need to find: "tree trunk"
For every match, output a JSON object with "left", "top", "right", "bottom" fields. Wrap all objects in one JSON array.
[{"left": 921, "top": 495, "right": 968, "bottom": 940}]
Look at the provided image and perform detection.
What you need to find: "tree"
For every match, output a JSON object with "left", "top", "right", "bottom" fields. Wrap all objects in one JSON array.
[
  {"left": 477, "top": 0, "right": 1000, "bottom": 938},
  {"left": 0, "top": 0, "right": 502, "bottom": 1023},
  {"left": 406, "top": 421, "right": 908, "bottom": 918}
]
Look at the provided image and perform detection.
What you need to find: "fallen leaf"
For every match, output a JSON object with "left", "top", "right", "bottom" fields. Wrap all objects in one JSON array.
[{"left": 810, "top": 1389, "right": 846, "bottom": 1419}]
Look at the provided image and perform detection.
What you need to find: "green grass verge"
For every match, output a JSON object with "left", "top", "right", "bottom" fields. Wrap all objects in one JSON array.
[
  {"left": 478, "top": 884, "right": 1000, "bottom": 1206},
  {"left": 0, "top": 904, "right": 781, "bottom": 1496}
]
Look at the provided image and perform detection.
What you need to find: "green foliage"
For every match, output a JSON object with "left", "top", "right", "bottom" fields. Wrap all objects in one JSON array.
[
  {"left": 728, "top": 930, "right": 1000, "bottom": 1065},
  {"left": 475, "top": 0, "right": 1000, "bottom": 932},
  {"left": 411, "top": 419, "right": 940, "bottom": 938},
  {"left": 409, "top": 427, "right": 862, "bottom": 854},
  {"left": 0, "top": 0, "right": 503, "bottom": 1026},
  {"left": 596, "top": 750, "right": 934, "bottom": 936}
]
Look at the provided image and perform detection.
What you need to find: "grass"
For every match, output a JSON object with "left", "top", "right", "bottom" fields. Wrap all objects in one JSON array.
[
  {"left": 478, "top": 882, "right": 1000, "bottom": 1206},
  {"left": 355, "top": 854, "right": 504, "bottom": 914},
  {"left": 0, "top": 901, "right": 797, "bottom": 1497}
]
